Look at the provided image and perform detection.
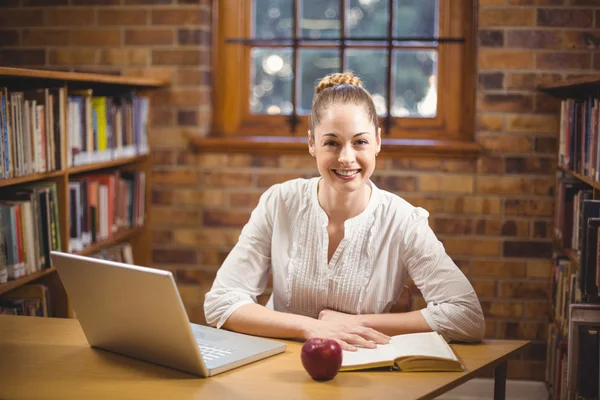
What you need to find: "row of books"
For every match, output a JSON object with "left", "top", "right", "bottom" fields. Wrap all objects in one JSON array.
[
  {"left": 68, "top": 171, "right": 146, "bottom": 252},
  {"left": 558, "top": 97, "right": 600, "bottom": 180},
  {"left": 0, "top": 242, "right": 135, "bottom": 317},
  {"left": 0, "top": 182, "right": 61, "bottom": 283},
  {"left": 0, "top": 87, "right": 65, "bottom": 178},
  {"left": 547, "top": 304, "right": 600, "bottom": 400},
  {"left": 0, "top": 86, "right": 150, "bottom": 179},
  {"left": 0, "top": 283, "right": 50, "bottom": 317},
  {"left": 555, "top": 177, "right": 600, "bottom": 302},
  {"left": 68, "top": 91, "right": 149, "bottom": 167}
]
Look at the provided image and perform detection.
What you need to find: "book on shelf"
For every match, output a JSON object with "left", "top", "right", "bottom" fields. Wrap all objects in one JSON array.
[
  {"left": 0, "top": 87, "right": 66, "bottom": 179},
  {"left": 0, "top": 182, "right": 61, "bottom": 280},
  {"left": 0, "top": 283, "right": 50, "bottom": 317},
  {"left": 558, "top": 97, "right": 600, "bottom": 180},
  {"left": 91, "top": 242, "right": 134, "bottom": 265},
  {"left": 340, "top": 332, "right": 463, "bottom": 372},
  {"left": 67, "top": 90, "right": 149, "bottom": 167},
  {"left": 567, "top": 304, "right": 600, "bottom": 399},
  {"left": 68, "top": 171, "right": 145, "bottom": 252}
]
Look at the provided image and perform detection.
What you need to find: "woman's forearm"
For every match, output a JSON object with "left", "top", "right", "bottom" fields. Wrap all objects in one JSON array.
[
  {"left": 355, "top": 310, "right": 432, "bottom": 337},
  {"left": 223, "top": 303, "right": 315, "bottom": 340}
]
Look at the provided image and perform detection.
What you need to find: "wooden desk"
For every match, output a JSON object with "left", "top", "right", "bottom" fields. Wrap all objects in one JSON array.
[{"left": 0, "top": 315, "right": 528, "bottom": 400}]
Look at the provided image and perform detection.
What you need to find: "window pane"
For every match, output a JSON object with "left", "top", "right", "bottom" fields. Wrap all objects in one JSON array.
[
  {"left": 394, "top": 0, "right": 437, "bottom": 39},
  {"left": 298, "top": 49, "right": 341, "bottom": 113},
  {"left": 392, "top": 50, "right": 437, "bottom": 118},
  {"left": 345, "top": 49, "right": 388, "bottom": 116},
  {"left": 348, "top": 0, "right": 388, "bottom": 39},
  {"left": 301, "top": 0, "right": 341, "bottom": 40},
  {"left": 253, "top": 0, "right": 293, "bottom": 39},
  {"left": 250, "top": 48, "right": 294, "bottom": 115}
]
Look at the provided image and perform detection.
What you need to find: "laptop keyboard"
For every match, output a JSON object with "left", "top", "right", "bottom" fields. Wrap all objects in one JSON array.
[{"left": 197, "top": 342, "right": 233, "bottom": 362}]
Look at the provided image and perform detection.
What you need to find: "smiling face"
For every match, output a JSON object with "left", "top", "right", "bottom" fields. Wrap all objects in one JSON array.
[{"left": 308, "top": 103, "right": 381, "bottom": 194}]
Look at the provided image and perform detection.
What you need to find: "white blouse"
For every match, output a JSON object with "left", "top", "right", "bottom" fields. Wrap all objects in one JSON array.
[{"left": 204, "top": 177, "right": 485, "bottom": 342}]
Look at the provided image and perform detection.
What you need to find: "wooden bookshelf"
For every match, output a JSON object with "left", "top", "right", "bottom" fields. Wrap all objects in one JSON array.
[
  {"left": 543, "top": 75, "right": 600, "bottom": 399},
  {"left": 0, "top": 67, "right": 168, "bottom": 318},
  {"left": 0, "top": 267, "right": 56, "bottom": 296},
  {"left": 74, "top": 227, "right": 144, "bottom": 257}
]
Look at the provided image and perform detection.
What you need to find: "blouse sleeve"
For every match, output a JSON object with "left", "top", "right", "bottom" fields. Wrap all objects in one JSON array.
[
  {"left": 203, "top": 184, "right": 280, "bottom": 328},
  {"left": 403, "top": 207, "right": 485, "bottom": 342}
]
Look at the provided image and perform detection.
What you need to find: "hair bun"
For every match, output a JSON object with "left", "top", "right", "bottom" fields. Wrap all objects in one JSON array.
[{"left": 315, "top": 72, "right": 363, "bottom": 95}]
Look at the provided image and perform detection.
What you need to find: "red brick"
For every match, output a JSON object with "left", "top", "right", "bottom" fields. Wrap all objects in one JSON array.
[
  {"left": 498, "top": 322, "right": 547, "bottom": 341},
  {"left": 178, "top": 28, "right": 211, "bottom": 45},
  {"left": 153, "top": 248, "right": 197, "bottom": 265},
  {"left": 523, "top": 301, "right": 551, "bottom": 319},
  {"left": 0, "top": 30, "right": 19, "bottom": 47},
  {"left": 443, "top": 237, "right": 501, "bottom": 256},
  {"left": 564, "top": 30, "right": 600, "bottom": 50},
  {"left": 503, "top": 241, "right": 552, "bottom": 258},
  {"left": 431, "top": 218, "right": 472, "bottom": 235},
  {"left": 257, "top": 173, "right": 303, "bottom": 188},
  {"left": 203, "top": 210, "right": 251, "bottom": 228},
  {"left": 477, "top": 93, "right": 534, "bottom": 113},
  {"left": 471, "top": 261, "right": 526, "bottom": 278},
  {"left": 153, "top": 49, "right": 202, "bottom": 65},
  {"left": 151, "top": 107, "right": 175, "bottom": 126},
  {"left": 154, "top": 169, "right": 200, "bottom": 185},
  {"left": 445, "top": 197, "right": 502, "bottom": 215},
  {"left": 478, "top": 49, "right": 534, "bottom": 69},
  {"left": 125, "top": 29, "right": 174, "bottom": 46},
  {"left": 371, "top": 175, "right": 417, "bottom": 192},
  {"left": 202, "top": 171, "right": 253, "bottom": 187},
  {"left": 0, "top": 10, "right": 43, "bottom": 27},
  {"left": 475, "top": 219, "right": 530, "bottom": 237},
  {"left": 71, "top": 29, "right": 121, "bottom": 46},
  {"left": 202, "top": 251, "right": 230, "bottom": 265},
  {"left": 506, "top": 114, "right": 558, "bottom": 133},
  {"left": 21, "top": 29, "right": 69, "bottom": 46},
  {"left": 481, "top": 301, "right": 524, "bottom": 318},
  {"left": 506, "top": 30, "right": 562, "bottom": 49},
  {"left": 98, "top": 9, "right": 148, "bottom": 25},
  {"left": 505, "top": 156, "right": 555, "bottom": 174},
  {"left": 472, "top": 280, "right": 497, "bottom": 298},
  {"left": 49, "top": 49, "right": 96, "bottom": 66},
  {"left": 499, "top": 281, "right": 550, "bottom": 299},
  {"left": 504, "top": 199, "right": 554, "bottom": 217},
  {"left": 151, "top": 8, "right": 206, "bottom": 25},
  {"left": 477, "top": 157, "right": 504, "bottom": 174},
  {"left": 0, "top": 49, "right": 46, "bottom": 66},
  {"left": 479, "top": 72, "right": 504, "bottom": 89},
  {"left": 478, "top": 135, "right": 533, "bottom": 153},
  {"left": 153, "top": 206, "right": 203, "bottom": 226},
  {"left": 534, "top": 137, "right": 557, "bottom": 154},
  {"left": 536, "top": 52, "right": 591, "bottom": 70},
  {"left": 537, "top": 8, "right": 593, "bottom": 28},
  {"left": 44, "top": 9, "right": 94, "bottom": 26},
  {"left": 479, "top": 30, "right": 504, "bottom": 47},
  {"left": 229, "top": 191, "right": 263, "bottom": 208},
  {"left": 476, "top": 115, "right": 504, "bottom": 132},
  {"left": 479, "top": 8, "right": 535, "bottom": 27},
  {"left": 477, "top": 177, "right": 532, "bottom": 196}
]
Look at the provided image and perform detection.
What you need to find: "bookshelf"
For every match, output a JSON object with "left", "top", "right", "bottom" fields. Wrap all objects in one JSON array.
[
  {"left": 540, "top": 76, "right": 600, "bottom": 400},
  {"left": 0, "top": 67, "right": 168, "bottom": 318}
]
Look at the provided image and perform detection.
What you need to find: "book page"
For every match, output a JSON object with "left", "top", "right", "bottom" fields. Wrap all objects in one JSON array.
[
  {"left": 341, "top": 342, "right": 396, "bottom": 368},
  {"left": 390, "top": 332, "right": 457, "bottom": 361}
]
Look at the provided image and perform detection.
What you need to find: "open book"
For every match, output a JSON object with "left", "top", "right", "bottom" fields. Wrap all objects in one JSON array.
[{"left": 340, "top": 332, "right": 463, "bottom": 372}]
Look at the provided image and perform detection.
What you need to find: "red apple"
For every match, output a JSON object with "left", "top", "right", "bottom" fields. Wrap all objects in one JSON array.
[{"left": 300, "top": 338, "right": 343, "bottom": 381}]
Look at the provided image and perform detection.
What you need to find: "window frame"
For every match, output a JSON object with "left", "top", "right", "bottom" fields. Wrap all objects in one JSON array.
[{"left": 207, "top": 0, "right": 479, "bottom": 157}]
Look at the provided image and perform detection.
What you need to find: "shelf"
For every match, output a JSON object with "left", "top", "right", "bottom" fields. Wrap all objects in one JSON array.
[
  {"left": 557, "top": 166, "right": 600, "bottom": 191},
  {"left": 67, "top": 155, "right": 148, "bottom": 175},
  {"left": 0, "top": 267, "right": 56, "bottom": 296},
  {"left": 0, "top": 170, "right": 65, "bottom": 188},
  {"left": 0, "top": 67, "right": 168, "bottom": 88},
  {"left": 74, "top": 226, "right": 143, "bottom": 257},
  {"left": 540, "top": 75, "right": 600, "bottom": 99}
]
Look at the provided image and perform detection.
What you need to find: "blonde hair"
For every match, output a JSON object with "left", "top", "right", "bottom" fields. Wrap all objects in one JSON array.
[{"left": 310, "top": 72, "right": 379, "bottom": 140}]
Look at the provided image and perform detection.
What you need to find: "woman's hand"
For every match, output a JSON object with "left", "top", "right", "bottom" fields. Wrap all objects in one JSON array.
[{"left": 301, "top": 309, "right": 390, "bottom": 351}]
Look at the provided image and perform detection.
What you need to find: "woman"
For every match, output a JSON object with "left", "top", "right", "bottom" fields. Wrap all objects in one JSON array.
[{"left": 204, "top": 72, "right": 485, "bottom": 351}]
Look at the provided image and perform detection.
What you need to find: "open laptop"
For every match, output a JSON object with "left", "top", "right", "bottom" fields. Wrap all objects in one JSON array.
[{"left": 50, "top": 251, "right": 286, "bottom": 377}]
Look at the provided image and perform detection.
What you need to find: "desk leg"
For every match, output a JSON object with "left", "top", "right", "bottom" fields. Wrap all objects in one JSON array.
[{"left": 493, "top": 361, "right": 507, "bottom": 400}]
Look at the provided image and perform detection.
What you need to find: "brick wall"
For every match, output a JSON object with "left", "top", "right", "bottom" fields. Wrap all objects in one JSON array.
[{"left": 1, "top": 0, "right": 598, "bottom": 381}]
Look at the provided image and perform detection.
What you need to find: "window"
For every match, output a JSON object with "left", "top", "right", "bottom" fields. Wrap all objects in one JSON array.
[{"left": 210, "top": 0, "right": 477, "bottom": 155}]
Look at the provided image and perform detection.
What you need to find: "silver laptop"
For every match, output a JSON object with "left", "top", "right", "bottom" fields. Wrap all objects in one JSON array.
[{"left": 50, "top": 251, "right": 286, "bottom": 377}]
